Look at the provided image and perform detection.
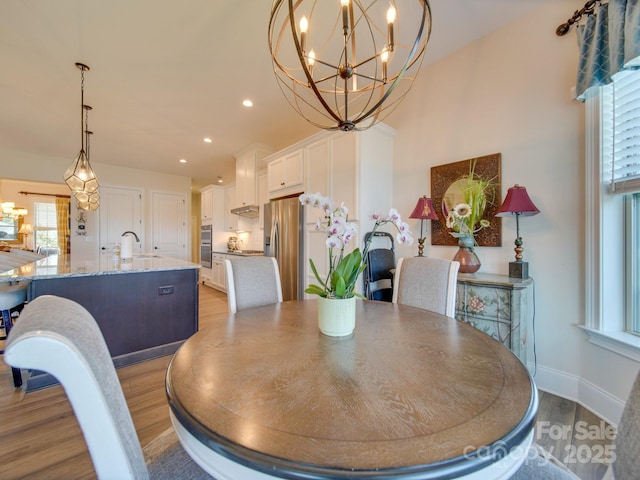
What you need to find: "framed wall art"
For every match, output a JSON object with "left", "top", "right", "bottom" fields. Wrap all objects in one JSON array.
[{"left": 430, "top": 153, "right": 502, "bottom": 247}]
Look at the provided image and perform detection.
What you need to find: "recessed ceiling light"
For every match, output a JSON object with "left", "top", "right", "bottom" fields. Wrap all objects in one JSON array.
[
  {"left": 242, "top": 99, "right": 253, "bottom": 107},
  {"left": 179, "top": 159, "right": 187, "bottom": 163},
  {"left": 203, "top": 137, "right": 212, "bottom": 143}
]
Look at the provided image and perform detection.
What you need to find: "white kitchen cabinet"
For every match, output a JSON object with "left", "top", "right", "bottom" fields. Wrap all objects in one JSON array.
[
  {"left": 211, "top": 253, "right": 227, "bottom": 292},
  {"left": 200, "top": 266, "right": 213, "bottom": 286},
  {"left": 303, "top": 124, "right": 395, "bottom": 226},
  {"left": 302, "top": 123, "right": 396, "bottom": 296},
  {"left": 267, "top": 150, "right": 304, "bottom": 197},
  {"left": 225, "top": 186, "right": 238, "bottom": 232},
  {"left": 258, "top": 171, "right": 268, "bottom": 230},
  {"left": 200, "top": 186, "right": 214, "bottom": 222},
  {"left": 234, "top": 145, "right": 273, "bottom": 210}
]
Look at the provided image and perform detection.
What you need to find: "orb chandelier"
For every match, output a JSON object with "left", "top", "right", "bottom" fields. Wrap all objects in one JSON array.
[
  {"left": 64, "top": 63, "right": 100, "bottom": 204},
  {"left": 268, "top": 0, "right": 432, "bottom": 132}
]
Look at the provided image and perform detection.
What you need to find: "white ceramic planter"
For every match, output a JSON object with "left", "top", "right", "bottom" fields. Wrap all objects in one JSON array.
[{"left": 317, "top": 296, "right": 356, "bottom": 337}]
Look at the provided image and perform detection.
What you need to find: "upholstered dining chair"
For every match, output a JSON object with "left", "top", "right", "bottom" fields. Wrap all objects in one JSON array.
[
  {"left": 510, "top": 443, "right": 581, "bottom": 479},
  {"left": 514, "top": 369, "right": 640, "bottom": 479},
  {"left": 3, "top": 295, "right": 212, "bottom": 480},
  {"left": 600, "top": 369, "right": 640, "bottom": 480},
  {"left": 224, "top": 256, "right": 283, "bottom": 314},
  {"left": 391, "top": 257, "right": 460, "bottom": 317}
]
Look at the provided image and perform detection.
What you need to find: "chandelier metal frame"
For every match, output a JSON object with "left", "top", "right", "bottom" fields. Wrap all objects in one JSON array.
[{"left": 269, "top": 0, "right": 431, "bottom": 131}]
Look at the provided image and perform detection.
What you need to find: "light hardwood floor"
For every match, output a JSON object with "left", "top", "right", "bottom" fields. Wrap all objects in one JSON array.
[{"left": 0, "top": 285, "right": 612, "bottom": 479}]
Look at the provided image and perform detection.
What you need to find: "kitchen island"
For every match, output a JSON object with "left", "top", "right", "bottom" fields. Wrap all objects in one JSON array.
[{"left": 1, "top": 253, "right": 200, "bottom": 390}]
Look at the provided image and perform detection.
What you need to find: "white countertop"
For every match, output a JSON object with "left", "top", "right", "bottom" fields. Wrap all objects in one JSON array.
[{"left": 0, "top": 253, "right": 200, "bottom": 281}]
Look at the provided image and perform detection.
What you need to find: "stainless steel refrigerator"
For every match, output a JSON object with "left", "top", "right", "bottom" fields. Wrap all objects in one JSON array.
[{"left": 264, "top": 196, "right": 304, "bottom": 301}]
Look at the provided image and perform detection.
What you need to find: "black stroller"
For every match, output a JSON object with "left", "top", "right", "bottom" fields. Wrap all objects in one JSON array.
[{"left": 363, "top": 231, "right": 395, "bottom": 302}]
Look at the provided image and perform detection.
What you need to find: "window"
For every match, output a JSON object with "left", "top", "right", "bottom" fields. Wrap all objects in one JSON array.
[
  {"left": 33, "top": 201, "right": 58, "bottom": 251},
  {"left": 583, "top": 68, "right": 640, "bottom": 359},
  {"left": 631, "top": 193, "right": 640, "bottom": 334},
  {"left": 611, "top": 70, "right": 640, "bottom": 336}
]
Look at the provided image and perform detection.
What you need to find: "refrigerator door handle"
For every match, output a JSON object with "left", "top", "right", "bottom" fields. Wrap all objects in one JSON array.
[{"left": 271, "top": 217, "right": 279, "bottom": 261}]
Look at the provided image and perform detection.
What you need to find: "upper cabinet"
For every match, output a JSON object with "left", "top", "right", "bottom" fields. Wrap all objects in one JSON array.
[
  {"left": 296, "top": 123, "right": 396, "bottom": 296},
  {"left": 225, "top": 185, "right": 238, "bottom": 232},
  {"left": 234, "top": 145, "right": 273, "bottom": 210},
  {"left": 258, "top": 171, "right": 268, "bottom": 230},
  {"left": 200, "top": 186, "right": 214, "bottom": 222},
  {"left": 267, "top": 150, "right": 304, "bottom": 198},
  {"left": 304, "top": 123, "right": 396, "bottom": 225}
]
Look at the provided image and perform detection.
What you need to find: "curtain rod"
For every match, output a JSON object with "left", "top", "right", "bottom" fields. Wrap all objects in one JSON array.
[
  {"left": 19, "top": 190, "right": 71, "bottom": 199},
  {"left": 556, "top": 0, "right": 602, "bottom": 36}
]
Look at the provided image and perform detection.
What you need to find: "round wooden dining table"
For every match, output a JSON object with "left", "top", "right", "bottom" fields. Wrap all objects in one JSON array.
[{"left": 166, "top": 300, "right": 537, "bottom": 479}]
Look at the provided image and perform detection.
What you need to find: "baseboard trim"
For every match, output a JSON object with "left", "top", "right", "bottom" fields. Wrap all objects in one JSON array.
[{"left": 529, "top": 362, "right": 625, "bottom": 426}]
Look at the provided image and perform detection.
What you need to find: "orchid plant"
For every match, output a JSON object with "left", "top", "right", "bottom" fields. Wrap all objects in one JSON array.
[{"left": 299, "top": 193, "right": 413, "bottom": 299}]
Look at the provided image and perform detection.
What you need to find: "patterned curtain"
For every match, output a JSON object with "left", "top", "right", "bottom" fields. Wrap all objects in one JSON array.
[
  {"left": 576, "top": 0, "right": 640, "bottom": 100},
  {"left": 55, "top": 198, "right": 70, "bottom": 254}
]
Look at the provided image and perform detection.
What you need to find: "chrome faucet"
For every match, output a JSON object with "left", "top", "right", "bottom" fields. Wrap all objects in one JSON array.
[{"left": 121, "top": 231, "right": 140, "bottom": 242}]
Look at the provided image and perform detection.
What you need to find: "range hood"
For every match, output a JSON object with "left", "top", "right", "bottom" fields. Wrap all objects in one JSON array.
[{"left": 230, "top": 205, "right": 260, "bottom": 218}]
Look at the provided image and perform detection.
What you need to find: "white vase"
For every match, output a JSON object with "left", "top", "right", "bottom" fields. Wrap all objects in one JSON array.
[{"left": 317, "top": 296, "right": 356, "bottom": 337}]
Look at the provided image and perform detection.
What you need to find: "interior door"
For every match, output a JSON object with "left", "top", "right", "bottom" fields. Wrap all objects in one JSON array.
[
  {"left": 152, "top": 191, "right": 187, "bottom": 260},
  {"left": 99, "top": 187, "right": 143, "bottom": 254}
]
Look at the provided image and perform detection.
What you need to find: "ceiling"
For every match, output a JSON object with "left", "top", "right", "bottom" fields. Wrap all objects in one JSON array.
[{"left": 0, "top": 0, "right": 571, "bottom": 191}]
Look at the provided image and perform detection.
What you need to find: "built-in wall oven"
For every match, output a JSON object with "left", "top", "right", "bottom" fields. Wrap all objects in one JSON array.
[{"left": 200, "top": 224, "right": 212, "bottom": 268}]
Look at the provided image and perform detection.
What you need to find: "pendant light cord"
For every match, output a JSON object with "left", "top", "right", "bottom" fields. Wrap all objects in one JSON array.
[{"left": 80, "top": 68, "right": 85, "bottom": 152}]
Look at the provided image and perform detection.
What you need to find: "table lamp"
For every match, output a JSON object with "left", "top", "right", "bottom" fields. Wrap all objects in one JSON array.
[
  {"left": 409, "top": 196, "right": 438, "bottom": 257},
  {"left": 496, "top": 185, "right": 540, "bottom": 279},
  {"left": 19, "top": 223, "right": 33, "bottom": 250}
]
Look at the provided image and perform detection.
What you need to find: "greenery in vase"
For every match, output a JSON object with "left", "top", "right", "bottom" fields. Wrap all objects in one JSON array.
[
  {"left": 299, "top": 193, "right": 413, "bottom": 299},
  {"left": 445, "top": 161, "right": 497, "bottom": 240}
]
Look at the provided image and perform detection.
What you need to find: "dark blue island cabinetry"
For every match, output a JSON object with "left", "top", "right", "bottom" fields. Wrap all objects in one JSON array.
[{"left": 21, "top": 258, "right": 199, "bottom": 390}]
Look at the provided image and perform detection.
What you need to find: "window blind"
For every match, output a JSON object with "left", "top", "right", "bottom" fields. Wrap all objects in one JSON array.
[
  {"left": 34, "top": 202, "right": 57, "bottom": 229},
  {"left": 611, "top": 69, "right": 640, "bottom": 194}
]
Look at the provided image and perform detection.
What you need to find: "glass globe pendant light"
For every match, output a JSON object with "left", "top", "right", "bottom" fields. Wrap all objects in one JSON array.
[
  {"left": 74, "top": 119, "right": 100, "bottom": 211},
  {"left": 64, "top": 63, "right": 99, "bottom": 197}
]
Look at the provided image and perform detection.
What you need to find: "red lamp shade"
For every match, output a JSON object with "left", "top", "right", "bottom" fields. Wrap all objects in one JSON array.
[
  {"left": 409, "top": 196, "right": 438, "bottom": 220},
  {"left": 496, "top": 185, "right": 540, "bottom": 217}
]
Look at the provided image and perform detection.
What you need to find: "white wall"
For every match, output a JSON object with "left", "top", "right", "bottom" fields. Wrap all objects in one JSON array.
[
  {"left": 1, "top": 148, "right": 193, "bottom": 260},
  {"left": 387, "top": 2, "right": 638, "bottom": 423}
]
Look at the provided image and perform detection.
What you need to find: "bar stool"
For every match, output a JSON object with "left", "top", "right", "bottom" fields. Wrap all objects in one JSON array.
[{"left": 0, "top": 282, "right": 29, "bottom": 387}]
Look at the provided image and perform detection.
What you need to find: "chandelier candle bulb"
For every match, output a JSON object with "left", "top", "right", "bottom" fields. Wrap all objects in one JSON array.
[
  {"left": 387, "top": 5, "right": 396, "bottom": 50},
  {"left": 382, "top": 50, "right": 389, "bottom": 83},
  {"left": 300, "top": 16, "right": 308, "bottom": 53},
  {"left": 307, "top": 50, "right": 315, "bottom": 76},
  {"left": 342, "top": 0, "right": 350, "bottom": 33}
]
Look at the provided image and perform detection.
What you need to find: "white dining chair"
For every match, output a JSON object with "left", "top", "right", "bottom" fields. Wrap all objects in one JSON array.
[
  {"left": 224, "top": 257, "right": 283, "bottom": 314},
  {"left": 3, "top": 295, "right": 212, "bottom": 480},
  {"left": 392, "top": 257, "right": 460, "bottom": 317}
]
